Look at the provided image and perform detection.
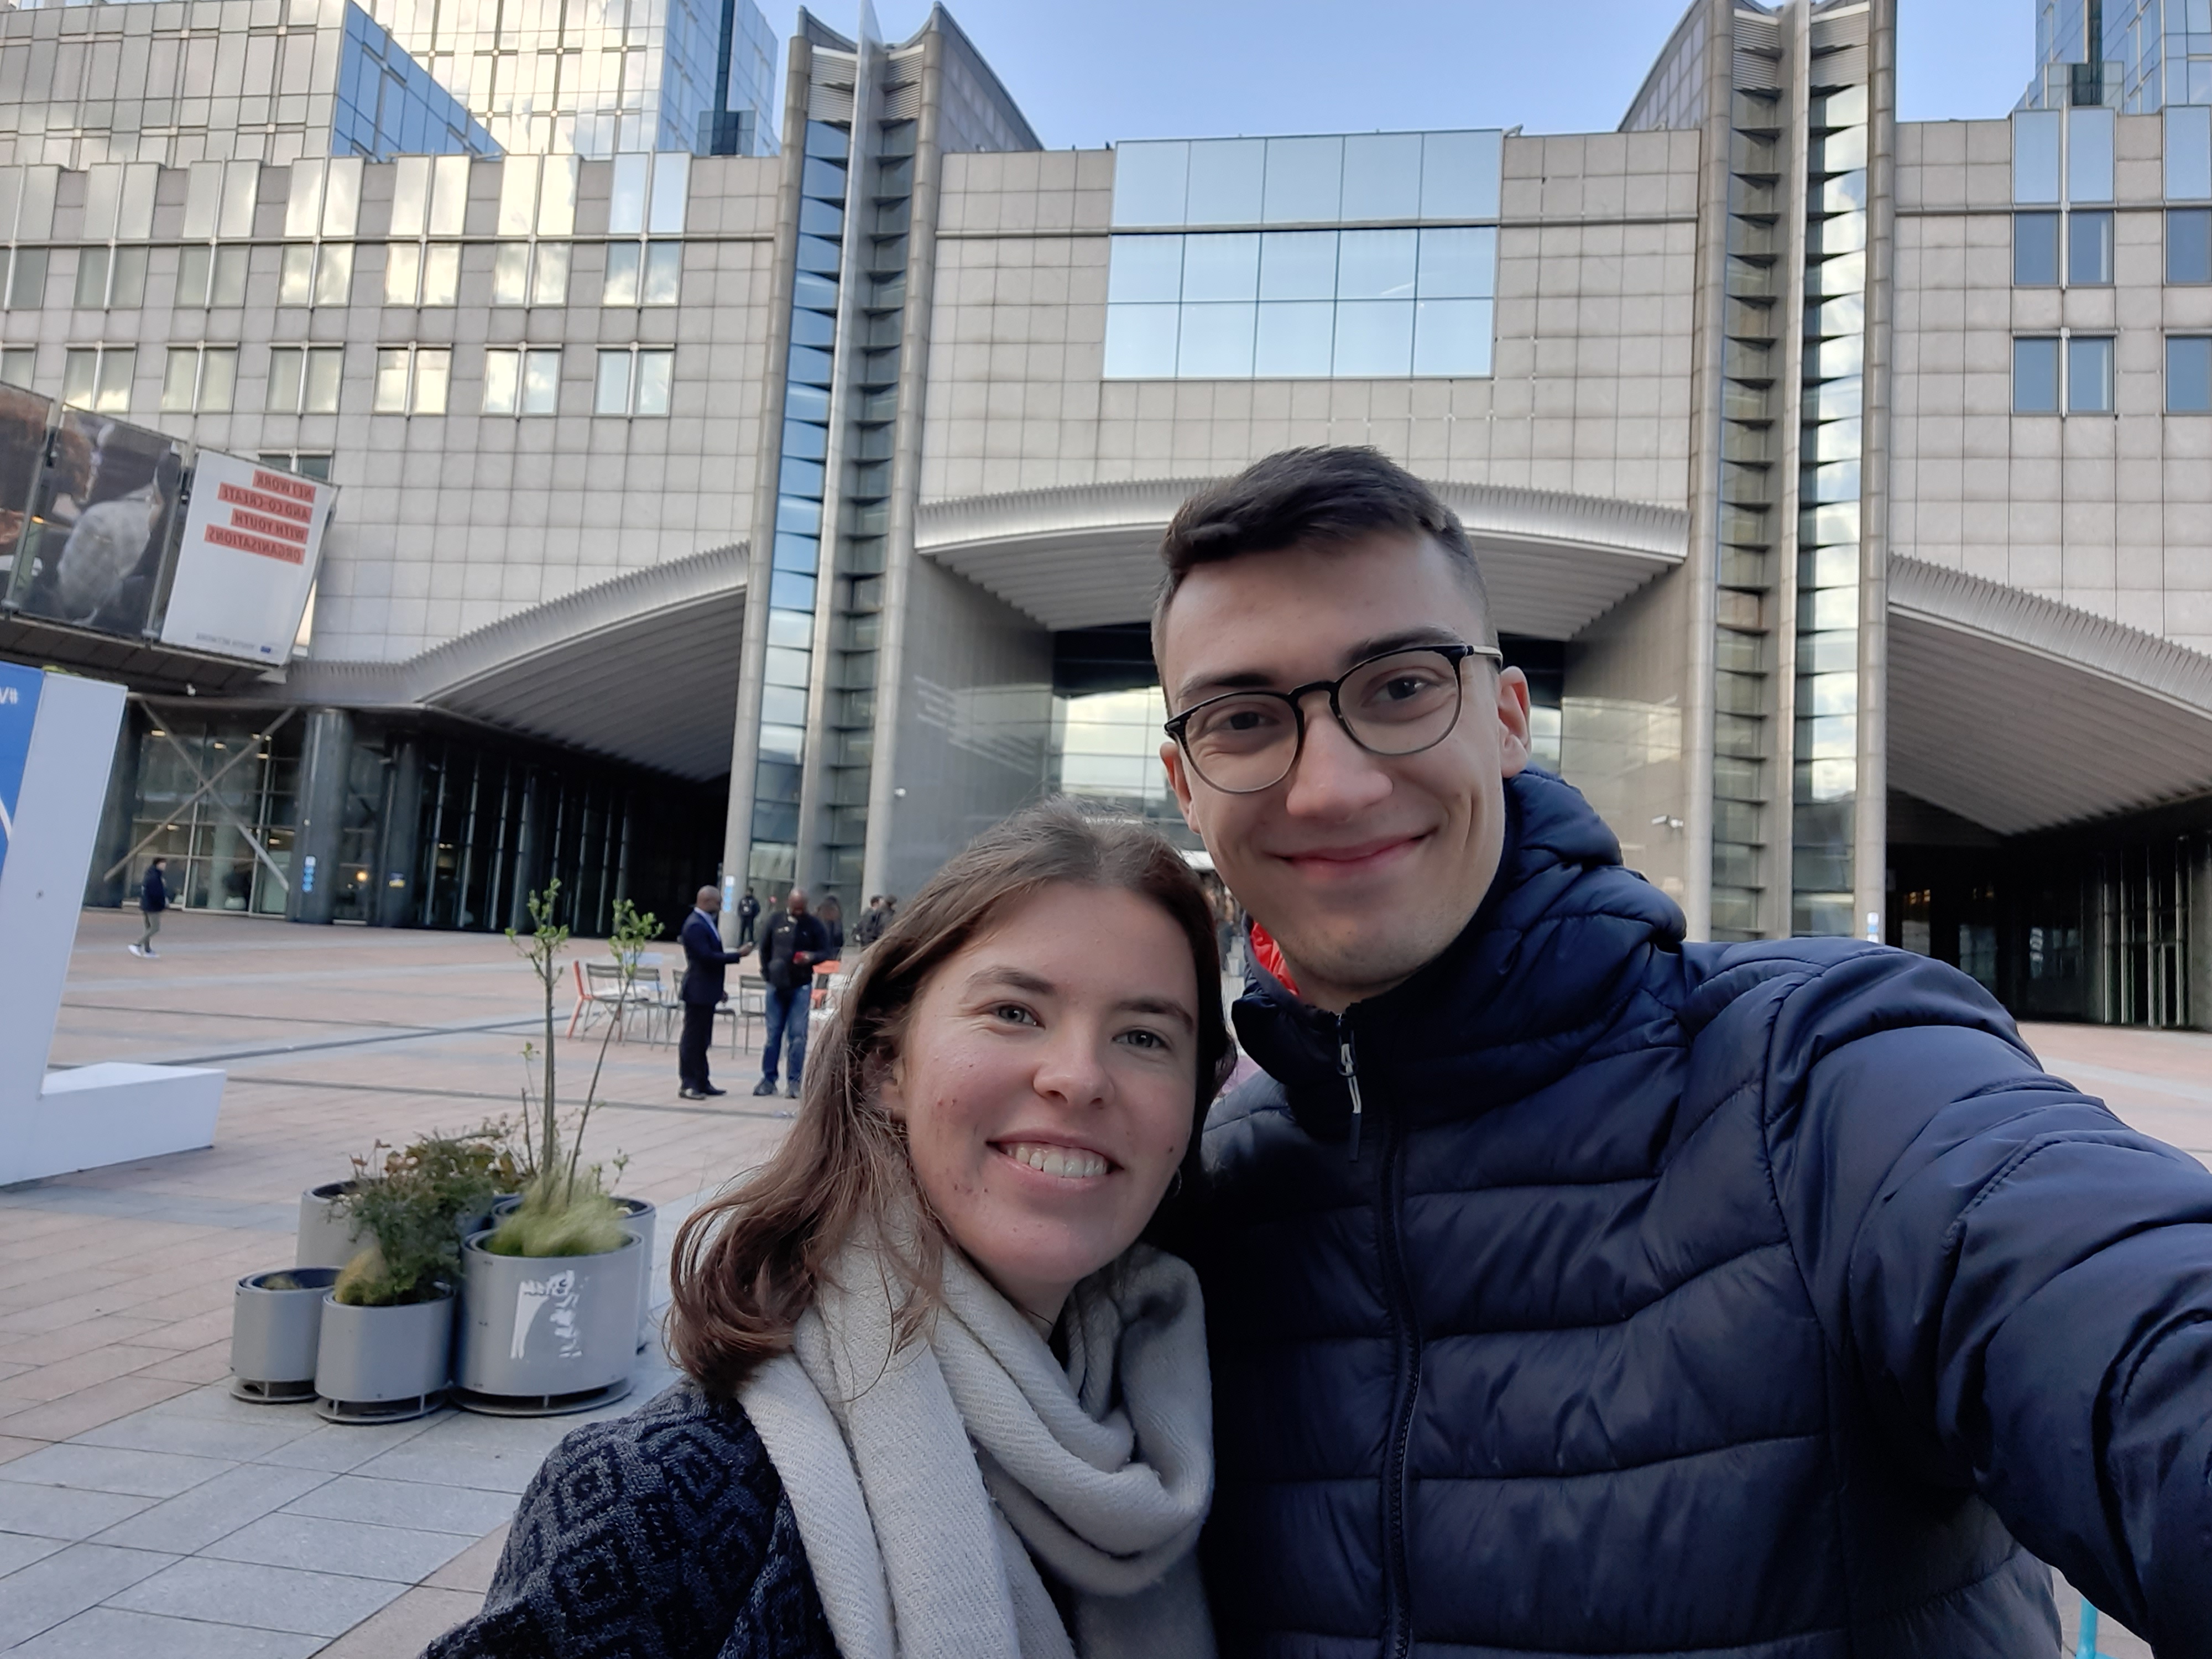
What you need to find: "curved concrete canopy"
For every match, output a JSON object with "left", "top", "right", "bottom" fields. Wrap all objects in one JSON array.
[
  {"left": 917, "top": 478, "right": 1689, "bottom": 638},
  {"left": 1888, "top": 555, "right": 2212, "bottom": 836},
  {"left": 285, "top": 542, "right": 746, "bottom": 781}
]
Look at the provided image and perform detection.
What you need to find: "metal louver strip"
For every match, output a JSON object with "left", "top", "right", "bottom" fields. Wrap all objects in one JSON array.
[
  {"left": 810, "top": 83, "right": 855, "bottom": 122},
  {"left": 1810, "top": 44, "right": 1869, "bottom": 87},
  {"left": 1735, "top": 49, "right": 1782, "bottom": 90},
  {"left": 883, "top": 81, "right": 920, "bottom": 120}
]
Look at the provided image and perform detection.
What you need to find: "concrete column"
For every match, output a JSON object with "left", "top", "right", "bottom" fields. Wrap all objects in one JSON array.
[
  {"left": 288, "top": 706, "right": 353, "bottom": 925},
  {"left": 373, "top": 734, "right": 423, "bottom": 927},
  {"left": 2189, "top": 834, "right": 2211, "bottom": 1033},
  {"left": 85, "top": 705, "right": 144, "bottom": 909},
  {"left": 507, "top": 766, "right": 551, "bottom": 934},
  {"left": 1852, "top": 0, "right": 1898, "bottom": 947}
]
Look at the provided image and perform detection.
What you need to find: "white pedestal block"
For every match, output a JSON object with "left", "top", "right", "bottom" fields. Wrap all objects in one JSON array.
[{"left": 0, "top": 1063, "right": 227, "bottom": 1186}]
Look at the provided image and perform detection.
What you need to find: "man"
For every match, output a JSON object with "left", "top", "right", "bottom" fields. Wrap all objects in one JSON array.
[
  {"left": 754, "top": 886, "right": 828, "bottom": 1099},
  {"left": 677, "top": 885, "right": 750, "bottom": 1099},
  {"left": 850, "top": 894, "right": 888, "bottom": 950},
  {"left": 128, "top": 857, "right": 168, "bottom": 958},
  {"left": 735, "top": 886, "right": 761, "bottom": 947},
  {"left": 1156, "top": 448, "right": 2212, "bottom": 1656}
]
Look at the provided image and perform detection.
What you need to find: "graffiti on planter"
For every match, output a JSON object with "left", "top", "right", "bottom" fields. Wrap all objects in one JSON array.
[{"left": 512, "top": 1269, "right": 582, "bottom": 1361}]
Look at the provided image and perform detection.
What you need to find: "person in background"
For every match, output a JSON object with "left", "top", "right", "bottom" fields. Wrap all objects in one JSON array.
[
  {"left": 755, "top": 888, "right": 830, "bottom": 1100},
  {"left": 679, "top": 885, "right": 751, "bottom": 1100},
  {"left": 817, "top": 894, "right": 845, "bottom": 958},
  {"left": 735, "top": 886, "right": 761, "bottom": 947},
  {"left": 129, "top": 857, "right": 168, "bottom": 958},
  {"left": 850, "top": 894, "right": 888, "bottom": 950}
]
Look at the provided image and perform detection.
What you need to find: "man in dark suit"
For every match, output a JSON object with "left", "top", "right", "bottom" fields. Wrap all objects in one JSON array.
[
  {"left": 677, "top": 884, "right": 751, "bottom": 1099},
  {"left": 735, "top": 887, "right": 760, "bottom": 946},
  {"left": 754, "top": 886, "right": 829, "bottom": 1099}
]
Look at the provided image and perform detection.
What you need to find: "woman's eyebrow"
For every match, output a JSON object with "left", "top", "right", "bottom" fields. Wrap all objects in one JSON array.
[
  {"left": 1116, "top": 995, "right": 1196, "bottom": 1031},
  {"left": 966, "top": 966, "right": 1058, "bottom": 998}
]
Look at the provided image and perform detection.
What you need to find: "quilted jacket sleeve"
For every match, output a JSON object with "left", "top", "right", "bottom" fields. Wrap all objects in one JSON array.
[{"left": 1751, "top": 945, "right": 2212, "bottom": 1653}]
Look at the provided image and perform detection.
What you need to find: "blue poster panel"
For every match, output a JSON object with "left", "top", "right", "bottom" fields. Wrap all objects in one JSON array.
[{"left": 0, "top": 660, "right": 43, "bottom": 884}]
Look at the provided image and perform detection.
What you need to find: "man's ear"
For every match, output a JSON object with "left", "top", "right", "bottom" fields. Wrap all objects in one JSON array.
[
  {"left": 1494, "top": 665, "right": 1533, "bottom": 779},
  {"left": 1161, "top": 740, "right": 1201, "bottom": 833}
]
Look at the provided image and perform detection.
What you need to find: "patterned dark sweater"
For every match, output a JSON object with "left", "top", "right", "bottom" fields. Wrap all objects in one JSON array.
[{"left": 425, "top": 1381, "right": 841, "bottom": 1659}]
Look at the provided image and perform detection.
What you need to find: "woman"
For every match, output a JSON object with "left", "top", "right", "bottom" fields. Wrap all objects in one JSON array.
[{"left": 430, "top": 801, "right": 1235, "bottom": 1659}]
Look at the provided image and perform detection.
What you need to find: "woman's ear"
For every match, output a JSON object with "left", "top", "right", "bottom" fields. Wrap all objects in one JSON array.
[{"left": 872, "top": 1044, "right": 909, "bottom": 1123}]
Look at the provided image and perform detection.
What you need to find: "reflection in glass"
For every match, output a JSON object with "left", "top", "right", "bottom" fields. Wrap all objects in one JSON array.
[
  {"left": 1413, "top": 299, "right": 1492, "bottom": 376},
  {"left": 1177, "top": 302, "right": 1256, "bottom": 376},
  {"left": 2168, "top": 105, "right": 2212, "bottom": 200},
  {"left": 2068, "top": 210, "right": 2114, "bottom": 285},
  {"left": 483, "top": 349, "right": 519, "bottom": 414},
  {"left": 1259, "top": 231, "right": 1338, "bottom": 299},
  {"left": 2168, "top": 335, "right": 2212, "bottom": 411},
  {"left": 2067, "top": 334, "right": 2114, "bottom": 411},
  {"left": 492, "top": 242, "right": 529, "bottom": 305},
  {"left": 2014, "top": 212, "right": 2060, "bottom": 285},
  {"left": 2067, "top": 106, "right": 2115, "bottom": 202},
  {"left": 1104, "top": 304, "right": 1180, "bottom": 377},
  {"left": 1341, "top": 132, "right": 1423, "bottom": 220},
  {"left": 1185, "top": 138, "right": 1266, "bottom": 224},
  {"left": 1419, "top": 130, "right": 1502, "bottom": 220},
  {"left": 594, "top": 349, "right": 630, "bottom": 414},
  {"left": 2168, "top": 209, "right": 2212, "bottom": 284},
  {"left": 1254, "top": 301, "right": 1335, "bottom": 376},
  {"left": 1337, "top": 229, "right": 1418, "bottom": 299},
  {"left": 419, "top": 245, "right": 457, "bottom": 307},
  {"left": 2013, "top": 109, "right": 2062, "bottom": 204},
  {"left": 1806, "top": 416, "right": 1862, "bottom": 461},
  {"left": 373, "top": 347, "right": 409, "bottom": 413},
  {"left": 1263, "top": 135, "right": 1343, "bottom": 223},
  {"left": 1416, "top": 227, "right": 1496, "bottom": 298},
  {"left": 644, "top": 243, "right": 683, "bottom": 305},
  {"left": 521, "top": 349, "right": 559, "bottom": 414},
  {"left": 1180, "top": 233, "right": 1261, "bottom": 301},
  {"left": 1112, "top": 140, "right": 1189, "bottom": 227},
  {"left": 604, "top": 244, "right": 641, "bottom": 307},
  {"left": 1334, "top": 300, "right": 1414, "bottom": 375}
]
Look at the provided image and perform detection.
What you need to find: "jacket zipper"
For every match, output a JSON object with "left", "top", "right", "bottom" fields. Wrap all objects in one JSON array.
[{"left": 1339, "top": 1028, "right": 1365, "bottom": 1162}]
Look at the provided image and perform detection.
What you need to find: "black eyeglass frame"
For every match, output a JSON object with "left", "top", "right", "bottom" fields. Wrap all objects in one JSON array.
[{"left": 1163, "top": 642, "right": 1505, "bottom": 795}]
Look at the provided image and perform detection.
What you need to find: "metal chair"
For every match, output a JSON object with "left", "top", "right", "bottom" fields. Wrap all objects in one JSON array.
[
  {"left": 566, "top": 958, "right": 628, "bottom": 1039},
  {"left": 728, "top": 973, "right": 769, "bottom": 1055}
]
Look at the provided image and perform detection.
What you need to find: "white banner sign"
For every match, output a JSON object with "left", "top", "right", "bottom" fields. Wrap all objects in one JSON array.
[{"left": 158, "top": 451, "right": 335, "bottom": 664}]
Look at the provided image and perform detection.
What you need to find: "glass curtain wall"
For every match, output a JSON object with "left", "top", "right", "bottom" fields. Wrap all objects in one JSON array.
[
  {"left": 1710, "top": 77, "right": 1787, "bottom": 942},
  {"left": 1793, "top": 79, "right": 1870, "bottom": 937},
  {"left": 748, "top": 114, "right": 851, "bottom": 893},
  {"left": 129, "top": 714, "right": 302, "bottom": 915}
]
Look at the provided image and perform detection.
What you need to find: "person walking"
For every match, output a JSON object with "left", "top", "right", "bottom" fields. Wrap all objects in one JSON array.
[
  {"left": 128, "top": 857, "right": 168, "bottom": 958},
  {"left": 849, "top": 893, "right": 887, "bottom": 949},
  {"left": 1154, "top": 446, "right": 2212, "bottom": 1655},
  {"left": 677, "top": 885, "right": 750, "bottom": 1100},
  {"left": 753, "top": 886, "right": 828, "bottom": 1099},
  {"left": 734, "top": 886, "right": 760, "bottom": 947}
]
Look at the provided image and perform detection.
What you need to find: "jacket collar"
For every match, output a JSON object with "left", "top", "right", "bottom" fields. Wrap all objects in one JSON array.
[{"left": 1229, "top": 770, "right": 1687, "bottom": 1140}]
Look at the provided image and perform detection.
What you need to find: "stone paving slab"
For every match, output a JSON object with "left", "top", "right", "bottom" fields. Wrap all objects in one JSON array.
[{"left": 2, "top": 909, "right": 2205, "bottom": 1653}]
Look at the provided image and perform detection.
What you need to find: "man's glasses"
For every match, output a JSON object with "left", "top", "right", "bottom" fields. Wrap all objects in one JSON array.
[{"left": 1164, "top": 643, "right": 1501, "bottom": 795}]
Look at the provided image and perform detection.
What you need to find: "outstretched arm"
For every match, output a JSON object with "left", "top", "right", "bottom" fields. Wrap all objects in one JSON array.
[{"left": 1760, "top": 948, "right": 2212, "bottom": 1650}]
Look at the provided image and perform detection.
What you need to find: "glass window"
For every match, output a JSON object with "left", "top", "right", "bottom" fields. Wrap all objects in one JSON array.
[
  {"left": 522, "top": 348, "right": 560, "bottom": 415},
  {"left": 790, "top": 309, "right": 834, "bottom": 349},
  {"left": 648, "top": 154, "right": 689, "bottom": 235},
  {"left": 2171, "top": 336, "right": 2212, "bottom": 411},
  {"left": 1262, "top": 135, "right": 1342, "bottom": 223},
  {"left": 2170, "top": 208, "right": 2212, "bottom": 283},
  {"left": 267, "top": 346, "right": 303, "bottom": 413},
  {"left": 1177, "top": 302, "right": 1255, "bottom": 375},
  {"left": 1337, "top": 229, "right": 1418, "bottom": 299},
  {"left": 797, "top": 233, "right": 841, "bottom": 276},
  {"left": 279, "top": 244, "right": 314, "bottom": 305},
  {"left": 1259, "top": 231, "right": 1337, "bottom": 300},
  {"left": 1413, "top": 298, "right": 1492, "bottom": 376},
  {"left": 1814, "top": 126, "right": 1868, "bottom": 174},
  {"left": 74, "top": 247, "right": 109, "bottom": 308},
  {"left": 1342, "top": 132, "right": 1423, "bottom": 220},
  {"left": 492, "top": 241, "right": 528, "bottom": 305},
  {"left": 2012, "top": 109, "right": 2062, "bottom": 204},
  {"left": 603, "top": 243, "right": 640, "bottom": 306},
  {"left": 2167, "top": 104, "right": 2212, "bottom": 200},
  {"left": 2068, "top": 106, "right": 2115, "bottom": 202},
  {"left": 1416, "top": 227, "right": 1496, "bottom": 298},
  {"left": 2013, "top": 336, "right": 2060, "bottom": 411},
  {"left": 609, "top": 154, "right": 649, "bottom": 236},
  {"left": 2068, "top": 210, "right": 2114, "bottom": 284},
  {"left": 2014, "top": 211, "right": 2060, "bottom": 284},
  {"left": 1334, "top": 300, "right": 1414, "bottom": 375},
  {"left": 110, "top": 247, "right": 145, "bottom": 309},
  {"left": 386, "top": 242, "right": 421, "bottom": 305},
  {"left": 800, "top": 197, "right": 843, "bottom": 239},
  {"left": 93, "top": 347, "right": 132, "bottom": 413},
  {"left": 1253, "top": 300, "right": 1334, "bottom": 375},
  {"left": 532, "top": 244, "right": 569, "bottom": 306},
  {"left": 1420, "top": 130, "right": 1501, "bottom": 220},
  {"left": 634, "top": 349, "right": 673, "bottom": 416},
  {"left": 177, "top": 244, "right": 211, "bottom": 306},
  {"left": 389, "top": 155, "right": 429, "bottom": 237},
  {"left": 1102, "top": 304, "right": 1179, "bottom": 377},
  {"left": 1, "top": 347, "right": 32, "bottom": 388},
  {"left": 314, "top": 243, "right": 353, "bottom": 306},
  {"left": 643, "top": 242, "right": 682, "bottom": 305},
  {"left": 420, "top": 244, "right": 458, "bottom": 306},
  {"left": 8, "top": 248, "right": 45, "bottom": 309},
  {"left": 211, "top": 246, "right": 246, "bottom": 307},
  {"left": 161, "top": 346, "right": 197, "bottom": 411},
  {"left": 412, "top": 348, "right": 450, "bottom": 415},
  {"left": 2067, "top": 334, "right": 2114, "bottom": 411},
  {"left": 482, "top": 347, "right": 519, "bottom": 414},
  {"left": 1112, "top": 140, "right": 1188, "bottom": 228},
  {"left": 1107, "top": 235, "right": 1183, "bottom": 304},
  {"left": 1185, "top": 138, "right": 1265, "bottom": 225},
  {"left": 595, "top": 348, "right": 632, "bottom": 414},
  {"left": 1180, "top": 232, "right": 1260, "bottom": 301},
  {"left": 303, "top": 347, "right": 341, "bottom": 414},
  {"left": 61, "top": 347, "right": 96, "bottom": 409},
  {"left": 373, "top": 347, "right": 409, "bottom": 412}
]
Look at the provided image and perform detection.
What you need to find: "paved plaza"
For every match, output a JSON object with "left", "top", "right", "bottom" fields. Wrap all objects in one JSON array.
[{"left": 3, "top": 909, "right": 2206, "bottom": 1654}]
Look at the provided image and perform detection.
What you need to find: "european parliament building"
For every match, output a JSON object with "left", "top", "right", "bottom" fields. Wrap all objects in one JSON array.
[{"left": 4, "top": 0, "right": 2211, "bottom": 1035}]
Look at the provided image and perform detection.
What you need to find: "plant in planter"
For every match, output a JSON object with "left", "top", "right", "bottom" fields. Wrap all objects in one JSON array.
[
  {"left": 313, "top": 1128, "right": 515, "bottom": 1425},
  {"left": 454, "top": 886, "right": 654, "bottom": 1415}
]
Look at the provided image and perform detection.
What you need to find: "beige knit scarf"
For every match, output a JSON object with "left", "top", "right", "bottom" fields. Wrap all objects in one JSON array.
[{"left": 738, "top": 1236, "right": 1215, "bottom": 1659}]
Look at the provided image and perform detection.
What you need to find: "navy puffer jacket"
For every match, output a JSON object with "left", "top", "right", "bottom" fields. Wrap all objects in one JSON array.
[{"left": 1197, "top": 770, "right": 2212, "bottom": 1658}]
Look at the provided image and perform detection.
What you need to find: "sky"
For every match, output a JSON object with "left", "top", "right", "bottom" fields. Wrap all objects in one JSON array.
[{"left": 754, "top": 0, "right": 2038, "bottom": 147}]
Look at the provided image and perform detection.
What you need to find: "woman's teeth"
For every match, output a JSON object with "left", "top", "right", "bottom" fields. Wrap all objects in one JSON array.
[{"left": 1000, "top": 1142, "right": 1108, "bottom": 1180}]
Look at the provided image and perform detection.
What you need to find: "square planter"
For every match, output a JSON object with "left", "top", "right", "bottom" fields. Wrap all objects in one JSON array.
[
  {"left": 230, "top": 1267, "right": 341, "bottom": 1403},
  {"left": 314, "top": 1291, "right": 454, "bottom": 1425},
  {"left": 453, "top": 1228, "right": 643, "bottom": 1416}
]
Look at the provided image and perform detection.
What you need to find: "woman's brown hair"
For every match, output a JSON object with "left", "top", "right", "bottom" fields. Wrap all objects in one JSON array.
[{"left": 667, "top": 798, "right": 1237, "bottom": 1397}]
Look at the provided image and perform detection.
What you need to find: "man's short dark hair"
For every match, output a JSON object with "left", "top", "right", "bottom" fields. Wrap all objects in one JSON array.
[{"left": 1152, "top": 447, "right": 1494, "bottom": 669}]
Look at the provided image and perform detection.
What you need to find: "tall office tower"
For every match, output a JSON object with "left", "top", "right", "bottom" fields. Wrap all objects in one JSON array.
[
  {"left": 0, "top": 0, "right": 497, "bottom": 168},
  {"left": 353, "top": 0, "right": 780, "bottom": 157},
  {"left": 2020, "top": 0, "right": 2212, "bottom": 113}
]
